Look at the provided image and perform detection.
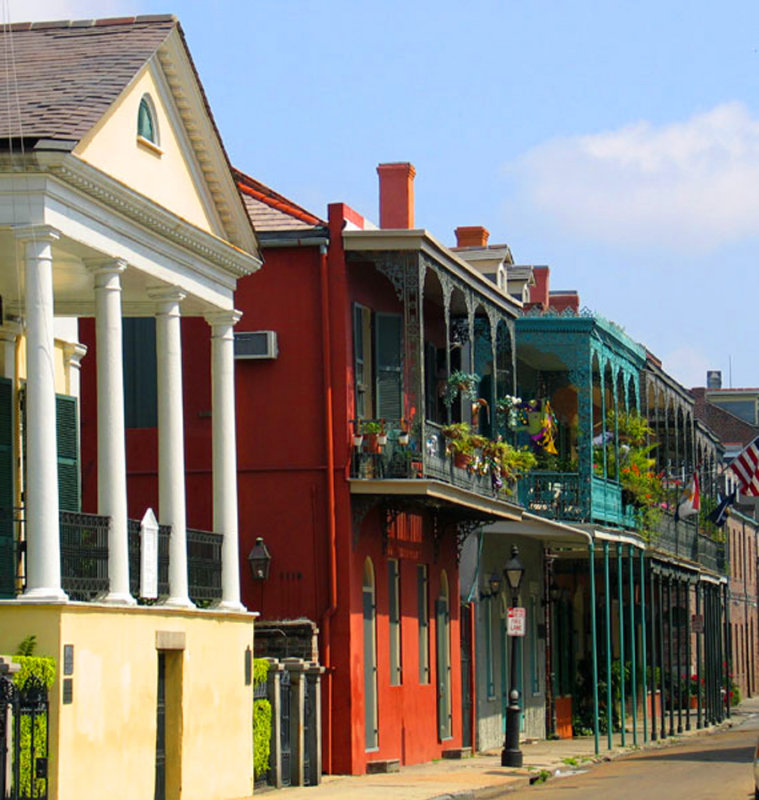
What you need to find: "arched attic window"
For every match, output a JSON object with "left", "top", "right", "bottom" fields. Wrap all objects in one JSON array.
[{"left": 137, "top": 94, "right": 160, "bottom": 149}]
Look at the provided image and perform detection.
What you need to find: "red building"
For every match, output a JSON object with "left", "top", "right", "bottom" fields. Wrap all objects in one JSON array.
[{"left": 81, "top": 162, "right": 527, "bottom": 775}]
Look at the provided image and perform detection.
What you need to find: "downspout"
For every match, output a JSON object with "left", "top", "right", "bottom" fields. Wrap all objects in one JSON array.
[{"left": 318, "top": 242, "right": 338, "bottom": 774}]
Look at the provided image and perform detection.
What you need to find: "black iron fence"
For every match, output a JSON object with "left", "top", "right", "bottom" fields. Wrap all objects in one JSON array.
[
  {"left": 0, "top": 674, "right": 49, "bottom": 800},
  {"left": 2, "top": 510, "right": 223, "bottom": 603},
  {"left": 60, "top": 511, "right": 110, "bottom": 601},
  {"left": 187, "top": 529, "right": 223, "bottom": 603}
]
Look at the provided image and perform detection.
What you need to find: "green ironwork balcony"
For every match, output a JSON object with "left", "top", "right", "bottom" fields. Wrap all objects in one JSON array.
[{"left": 516, "top": 471, "right": 637, "bottom": 528}]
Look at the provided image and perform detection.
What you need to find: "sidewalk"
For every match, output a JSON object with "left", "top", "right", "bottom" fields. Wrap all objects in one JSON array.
[{"left": 248, "top": 697, "right": 759, "bottom": 800}]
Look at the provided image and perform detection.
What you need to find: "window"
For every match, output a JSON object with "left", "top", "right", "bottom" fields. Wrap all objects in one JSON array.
[
  {"left": 418, "top": 564, "right": 429, "bottom": 683},
  {"left": 123, "top": 317, "right": 157, "bottom": 428},
  {"left": 352, "top": 303, "right": 402, "bottom": 421},
  {"left": 137, "top": 95, "right": 159, "bottom": 145},
  {"left": 388, "top": 558, "right": 401, "bottom": 685}
]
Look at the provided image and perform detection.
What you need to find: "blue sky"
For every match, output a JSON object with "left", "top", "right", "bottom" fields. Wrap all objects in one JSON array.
[{"left": 9, "top": 0, "right": 759, "bottom": 388}]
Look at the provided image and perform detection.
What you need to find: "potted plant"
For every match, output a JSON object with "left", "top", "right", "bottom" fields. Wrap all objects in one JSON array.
[
  {"left": 443, "top": 370, "right": 480, "bottom": 407},
  {"left": 441, "top": 422, "right": 486, "bottom": 469},
  {"left": 361, "top": 420, "right": 385, "bottom": 453}
]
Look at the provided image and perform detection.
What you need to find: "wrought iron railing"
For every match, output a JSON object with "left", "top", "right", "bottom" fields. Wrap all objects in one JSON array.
[
  {"left": 517, "top": 471, "right": 585, "bottom": 521},
  {"left": 60, "top": 510, "right": 111, "bottom": 601},
  {"left": 127, "top": 518, "right": 171, "bottom": 599},
  {"left": 187, "top": 528, "right": 223, "bottom": 602},
  {"left": 652, "top": 513, "right": 726, "bottom": 573},
  {"left": 349, "top": 419, "right": 512, "bottom": 501}
]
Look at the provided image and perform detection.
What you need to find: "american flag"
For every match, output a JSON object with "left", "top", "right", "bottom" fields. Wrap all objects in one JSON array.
[{"left": 728, "top": 436, "right": 759, "bottom": 497}]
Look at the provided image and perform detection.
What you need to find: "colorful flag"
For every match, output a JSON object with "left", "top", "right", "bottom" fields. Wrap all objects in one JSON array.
[
  {"left": 708, "top": 491, "right": 736, "bottom": 527},
  {"left": 674, "top": 472, "right": 700, "bottom": 522},
  {"left": 728, "top": 436, "right": 759, "bottom": 497}
]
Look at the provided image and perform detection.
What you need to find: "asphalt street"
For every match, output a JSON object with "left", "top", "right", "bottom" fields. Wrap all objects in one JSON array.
[{"left": 508, "top": 711, "right": 759, "bottom": 799}]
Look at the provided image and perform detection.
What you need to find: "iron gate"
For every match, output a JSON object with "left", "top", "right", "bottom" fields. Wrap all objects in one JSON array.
[{"left": 0, "top": 674, "right": 49, "bottom": 800}]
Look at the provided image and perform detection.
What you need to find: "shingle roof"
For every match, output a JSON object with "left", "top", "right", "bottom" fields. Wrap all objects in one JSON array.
[
  {"left": 234, "top": 168, "right": 325, "bottom": 234},
  {"left": 0, "top": 16, "right": 176, "bottom": 143},
  {"left": 692, "top": 387, "right": 759, "bottom": 447}
]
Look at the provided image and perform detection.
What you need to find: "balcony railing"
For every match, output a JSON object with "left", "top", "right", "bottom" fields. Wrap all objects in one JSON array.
[
  {"left": 349, "top": 420, "right": 509, "bottom": 502},
  {"left": 60, "top": 510, "right": 111, "bottom": 601},
  {"left": 187, "top": 528, "right": 223, "bottom": 603},
  {"left": 517, "top": 472, "right": 585, "bottom": 521},
  {"left": 653, "top": 513, "right": 726, "bottom": 573},
  {"left": 2, "top": 509, "right": 223, "bottom": 603}
]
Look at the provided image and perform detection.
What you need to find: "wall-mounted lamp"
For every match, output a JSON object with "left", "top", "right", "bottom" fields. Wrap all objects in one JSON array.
[{"left": 248, "top": 537, "right": 272, "bottom": 581}]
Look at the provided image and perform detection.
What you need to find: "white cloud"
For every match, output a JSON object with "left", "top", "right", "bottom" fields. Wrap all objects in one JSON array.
[
  {"left": 3, "top": 0, "right": 136, "bottom": 23},
  {"left": 509, "top": 102, "right": 759, "bottom": 253}
]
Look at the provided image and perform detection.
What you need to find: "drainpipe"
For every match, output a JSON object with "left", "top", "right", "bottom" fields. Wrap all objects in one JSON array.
[{"left": 318, "top": 242, "right": 338, "bottom": 774}]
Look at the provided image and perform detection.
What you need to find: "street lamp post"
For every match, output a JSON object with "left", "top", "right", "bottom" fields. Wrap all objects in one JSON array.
[{"left": 501, "top": 545, "right": 526, "bottom": 768}]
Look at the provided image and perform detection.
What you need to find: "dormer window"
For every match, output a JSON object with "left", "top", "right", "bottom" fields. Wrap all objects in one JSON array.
[{"left": 137, "top": 94, "right": 161, "bottom": 153}]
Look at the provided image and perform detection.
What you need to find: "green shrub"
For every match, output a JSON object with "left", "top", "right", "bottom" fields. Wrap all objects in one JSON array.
[
  {"left": 253, "top": 699, "right": 272, "bottom": 777},
  {"left": 12, "top": 652, "right": 56, "bottom": 799},
  {"left": 253, "top": 658, "right": 271, "bottom": 780}
]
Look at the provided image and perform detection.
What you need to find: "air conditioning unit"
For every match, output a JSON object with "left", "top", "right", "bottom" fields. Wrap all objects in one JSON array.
[{"left": 234, "top": 331, "right": 278, "bottom": 360}]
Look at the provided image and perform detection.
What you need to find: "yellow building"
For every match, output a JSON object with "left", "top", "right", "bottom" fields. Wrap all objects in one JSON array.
[{"left": 0, "top": 16, "right": 261, "bottom": 800}]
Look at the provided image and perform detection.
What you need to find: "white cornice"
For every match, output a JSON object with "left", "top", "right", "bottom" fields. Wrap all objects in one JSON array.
[
  {"left": 34, "top": 151, "right": 260, "bottom": 279},
  {"left": 156, "top": 29, "right": 259, "bottom": 258}
]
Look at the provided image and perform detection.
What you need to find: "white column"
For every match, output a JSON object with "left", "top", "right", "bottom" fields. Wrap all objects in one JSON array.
[
  {"left": 88, "top": 259, "right": 134, "bottom": 604},
  {"left": 61, "top": 342, "right": 87, "bottom": 399},
  {"left": 206, "top": 310, "right": 244, "bottom": 611},
  {"left": 0, "top": 318, "right": 21, "bottom": 381},
  {"left": 151, "top": 288, "right": 193, "bottom": 608},
  {"left": 16, "top": 226, "right": 66, "bottom": 601}
]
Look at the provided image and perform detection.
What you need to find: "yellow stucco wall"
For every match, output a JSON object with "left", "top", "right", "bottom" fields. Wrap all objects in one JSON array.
[
  {"left": 73, "top": 63, "right": 218, "bottom": 235},
  {"left": 0, "top": 604, "right": 255, "bottom": 800}
]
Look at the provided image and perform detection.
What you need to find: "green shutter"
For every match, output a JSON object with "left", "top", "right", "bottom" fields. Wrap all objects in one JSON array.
[
  {"left": 375, "top": 313, "right": 402, "bottom": 419},
  {"left": 353, "top": 304, "right": 366, "bottom": 418},
  {"left": 0, "top": 378, "right": 13, "bottom": 597},
  {"left": 56, "top": 394, "right": 80, "bottom": 512},
  {"left": 123, "top": 317, "right": 158, "bottom": 428}
]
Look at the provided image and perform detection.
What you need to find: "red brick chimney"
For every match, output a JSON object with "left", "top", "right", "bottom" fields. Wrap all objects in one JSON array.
[
  {"left": 455, "top": 226, "right": 490, "bottom": 248},
  {"left": 377, "top": 162, "right": 416, "bottom": 229},
  {"left": 529, "top": 266, "right": 550, "bottom": 309}
]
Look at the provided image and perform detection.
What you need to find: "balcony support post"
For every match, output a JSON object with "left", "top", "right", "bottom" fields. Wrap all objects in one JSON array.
[
  {"left": 649, "top": 559, "right": 657, "bottom": 741},
  {"left": 667, "top": 574, "right": 675, "bottom": 736},
  {"left": 696, "top": 580, "right": 703, "bottom": 728},
  {"left": 628, "top": 544, "right": 637, "bottom": 745},
  {"left": 151, "top": 288, "right": 193, "bottom": 608},
  {"left": 676, "top": 577, "right": 683, "bottom": 734},
  {"left": 685, "top": 579, "right": 692, "bottom": 731},
  {"left": 88, "top": 259, "right": 134, "bottom": 605},
  {"left": 603, "top": 541, "right": 612, "bottom": 750},
  {"left": 617, "top": 542, "right": 626, "bottom": 746},
  {"left": 658, "top": 572, "right": 667, "bottom": 739},
  {"left": 16, "top": 226, "right": 67, "bottom": 601},
  {"left": 206, "top": 310, "right": 243, "bottom": 611},
  {"left": 588, "top": 540, "right": 600, "bottom": 755},
  {"left": 640, "top": 549, "right": 648, "bottom": 743}
]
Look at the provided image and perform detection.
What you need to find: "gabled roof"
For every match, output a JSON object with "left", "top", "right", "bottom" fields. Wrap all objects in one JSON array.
[
  {"left": 0, "top": 15, "right": 258, "bottom": 257},
  {"left": 0, "top": 16, "right": 176, "bottom": 143},
  {"left": 234, "top": 168, "right": 326, "bottom": 235}
]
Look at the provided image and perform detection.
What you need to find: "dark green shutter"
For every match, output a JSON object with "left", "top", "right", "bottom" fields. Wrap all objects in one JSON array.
[
  {"left": 123, "top": 317, "right": 158, "bottom": 428},
  {"left": 375, "top": 313, "right": 402, "bottom": 420},
  {"left": 0, "top": 378, "right": 13, "bottom": 597},
  {"left": 56, "top": 394, "right": 80, "bottom": 512}
]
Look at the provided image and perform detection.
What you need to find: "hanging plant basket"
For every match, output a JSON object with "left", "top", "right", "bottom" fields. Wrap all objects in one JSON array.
[{"left": 353, "top": 434, "right": 364, "bottom": 448}]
